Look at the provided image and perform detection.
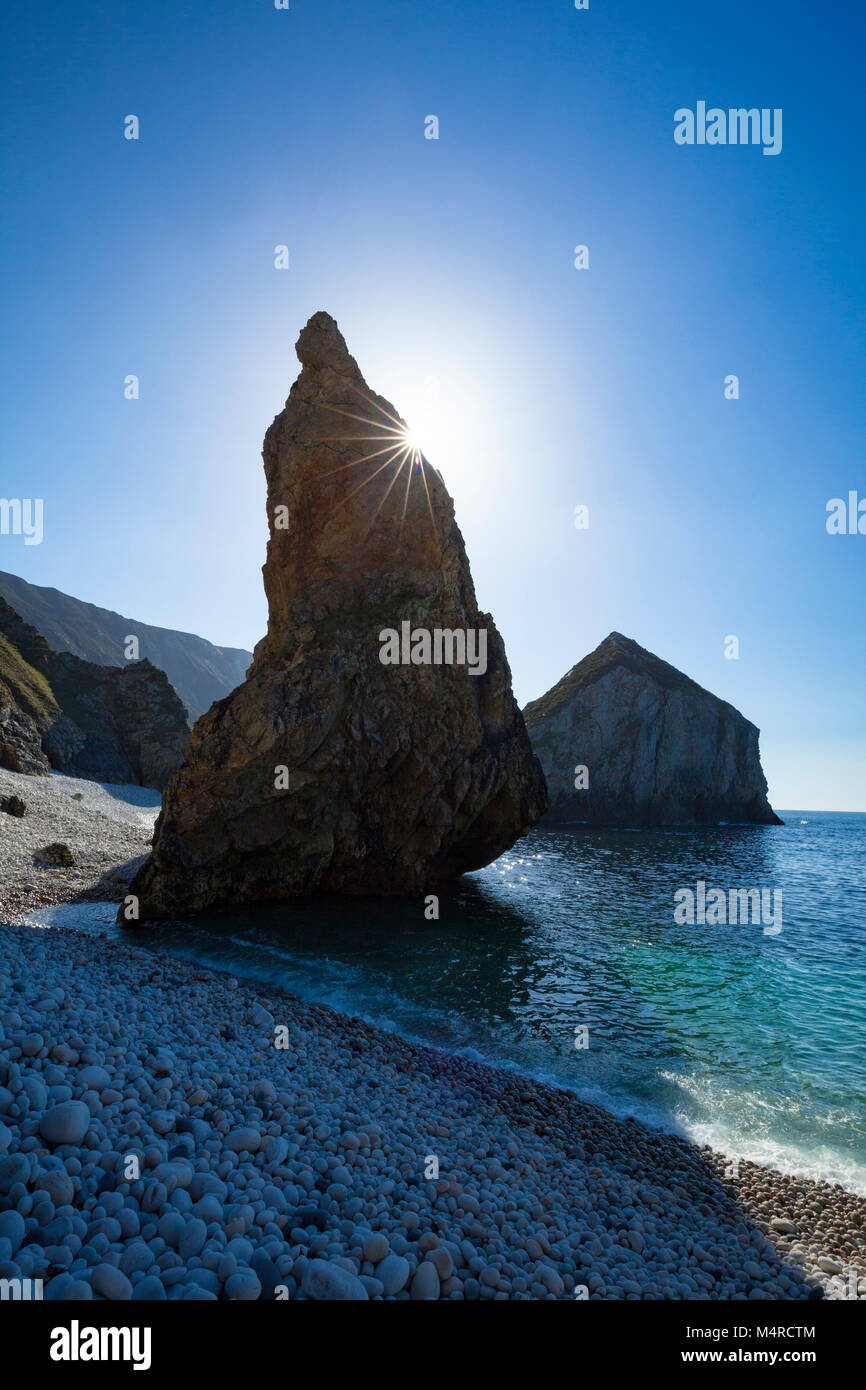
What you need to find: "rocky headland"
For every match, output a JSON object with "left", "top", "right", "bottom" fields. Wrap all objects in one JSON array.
[
  {"left": 524, "top": 632, "right": 782, "bottom": 827},
  {"left": 0, "top": 570, "right": 251, "bottom": 723},
  {"left": 128, "top": 311, "right": 546, "bottom": 918},
  {"left": 0, "top": 598, "right": 189, "bottom": 791}
]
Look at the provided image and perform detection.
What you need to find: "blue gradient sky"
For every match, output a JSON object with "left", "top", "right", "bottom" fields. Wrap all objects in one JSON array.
[{"left": 1, "top": 1, "right": 864, "bottom": 809}]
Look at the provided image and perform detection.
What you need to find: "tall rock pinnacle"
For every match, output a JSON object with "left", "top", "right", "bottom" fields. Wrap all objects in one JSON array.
[{"left": 127, "top": 312, "right": 547, "bottom": 918}]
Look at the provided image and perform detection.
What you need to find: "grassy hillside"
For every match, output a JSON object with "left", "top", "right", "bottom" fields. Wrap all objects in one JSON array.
[{"left": 0, "top": 628, "right": 59, "bottom": 723}]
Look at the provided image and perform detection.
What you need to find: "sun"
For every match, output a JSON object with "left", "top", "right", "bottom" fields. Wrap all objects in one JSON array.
[
  {"left": 318, "top": 385, "right": 438, "bottom": 541},
  {"left": 399, "top": 423, "right": 423, "bottom": 454}
]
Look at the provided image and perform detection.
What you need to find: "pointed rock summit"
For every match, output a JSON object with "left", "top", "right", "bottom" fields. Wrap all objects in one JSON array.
[
  {"left": 524, "top": 632, "right": 782, "bottom": 826},
  {"left": 128, "top": 312, "right": 546, "bottom": 917}
]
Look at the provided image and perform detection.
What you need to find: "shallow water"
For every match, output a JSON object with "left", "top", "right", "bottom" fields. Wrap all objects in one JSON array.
[{"left": 33, "top": 812, "right": 866, "bottom": 1193}]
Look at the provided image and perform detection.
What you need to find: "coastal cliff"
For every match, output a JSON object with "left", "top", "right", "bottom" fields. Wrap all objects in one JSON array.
[
  {"left": 0, "top": 570, "right": 251, "bottom": 722},
  {"left": 0, "top": 597, "right": 189, "bottom": 790},
  {"left": 524, "top": 632, "right": 782, "bottom": 827}
]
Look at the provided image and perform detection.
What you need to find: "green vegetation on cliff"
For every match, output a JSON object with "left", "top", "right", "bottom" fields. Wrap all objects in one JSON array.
[{"left": 0, "top": 628, "right": 59, "bottom": 722}]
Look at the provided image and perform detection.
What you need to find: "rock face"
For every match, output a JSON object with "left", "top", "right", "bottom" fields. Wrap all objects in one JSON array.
[
  {"left": 0, "top": 569, "right": 252, "bottom": 722},
  {"left": 524, "top": 632, "right": 782, "bottom": 827},
  {"left": 128, "top": 311, "right": 546, "bottom": 917},
  {"left": 0, "top": 597, "right": 189, "bottom": 790}
]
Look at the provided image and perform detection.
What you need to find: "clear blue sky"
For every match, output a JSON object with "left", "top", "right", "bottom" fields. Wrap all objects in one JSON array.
[{"left": 1, "top": 1, "right": 864, "bottom": 810}]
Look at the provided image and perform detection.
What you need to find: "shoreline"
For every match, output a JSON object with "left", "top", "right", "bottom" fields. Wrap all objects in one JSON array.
[
  {"left": 1, "top": 918, "right": 864, "bottom": 1300},
  {"left": 0, "top": 767, "right": 159, "bottom": 919},
  {"left": 8, "top": 899, "right": 865, "bottom": 1199},
  {"left": 2, "top": 767, "right": 864, "bottom": 1301}
]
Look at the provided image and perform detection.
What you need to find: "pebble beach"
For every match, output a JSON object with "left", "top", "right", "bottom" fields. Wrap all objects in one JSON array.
[
  {"left": 1, "top": 771, "right": 865, "bottom": 1301},
  {"left": 0, "top": 768, "right": 159, "bottom": 919}
]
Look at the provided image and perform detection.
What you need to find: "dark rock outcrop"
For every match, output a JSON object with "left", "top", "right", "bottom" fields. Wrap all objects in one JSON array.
[
  {"left": 128, "top": 311, "right": 546, "bottom": 917},
  {"left": 0, "top": 701, "right": 50, "bottom": 775},
  {"left": 37, "top": 842, "right": 75, "bottom": 867},
  {"left": 0, "top": 597, "right": 190, "bottom": 789},
  {"left": 524, "top": 632, "right": 782, "bottom": 827},
  {"left": 0, "top": 570, "right": 252, "bottom": 722}
]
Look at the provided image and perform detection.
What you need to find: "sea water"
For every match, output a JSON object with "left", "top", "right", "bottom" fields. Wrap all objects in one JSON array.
[{"left": 36, "top": 812, "right": 866, "bottom": 1193}]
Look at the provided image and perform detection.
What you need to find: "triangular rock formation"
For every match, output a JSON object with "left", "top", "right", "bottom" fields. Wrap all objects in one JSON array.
[
  {"left": 524, "top": 632, "right": 782, "bottom": 826},
  {"left": 128, "top": 312, "right": 546, "bottom": 917}
]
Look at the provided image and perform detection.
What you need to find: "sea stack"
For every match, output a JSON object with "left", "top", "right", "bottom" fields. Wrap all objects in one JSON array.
[
  {"left": 524, "top": 632, "right": 782, "bottom": 827},
  {"left": 127, "top": 311, "right": 546, "bottom": 918}
]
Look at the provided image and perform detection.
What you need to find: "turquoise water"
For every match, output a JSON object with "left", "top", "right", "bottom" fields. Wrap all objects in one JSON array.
[{"left": 37, "top": 811, "right": 866, "bottom": 1192}]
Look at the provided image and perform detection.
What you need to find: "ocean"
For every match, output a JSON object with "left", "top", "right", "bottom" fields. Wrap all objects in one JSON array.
[{"left": 40, "top": 811, "right": 866, "bottom": 1193}]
